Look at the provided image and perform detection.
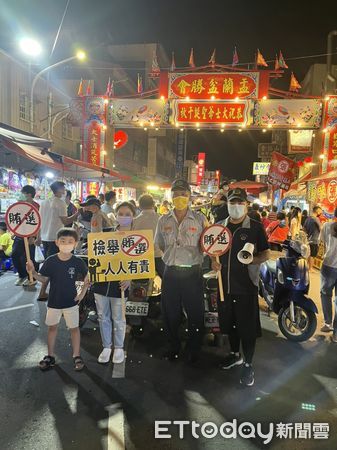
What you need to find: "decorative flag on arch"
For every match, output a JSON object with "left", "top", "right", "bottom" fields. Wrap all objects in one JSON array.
[
  {"left": 170, "top": 52, "right": 176, "bottom": 72},
  {"left": 77, "top": 78, "right": 83, "bottom": 96},
  {"left": 149, "top": 50, "right": 160, "bottom": 77},
  {"left": 209, "top": 49, "right": 216, "bottom": 65},
  {"left": 110, "top": 80, "right": 114, "bottom": 97},
  {"left": 86, "top": 80, "right": 92, "bottom": 95},
  {"left": 274, "top": 54, "right": 280, "bottom": 71},
  {"left": 105, "top": 77, "right": 111, "bottom": 97},
  {"left": 232, "top": 47, "right": 239, "bottom": 66},
  {"left": 278, "top": 51, "right": 289, "bottom": 69},
  {"left": 189, "top": 48, "right": 196, "bottom": 68},
  {"left": 137, "top": 73, "right": 143, "bottom": 94},
  {"left": 256, "top": 49, "right": 268, "bottom": 67},
  {"left": 289, "top": 72, "right": 301, "bottom": 92}
]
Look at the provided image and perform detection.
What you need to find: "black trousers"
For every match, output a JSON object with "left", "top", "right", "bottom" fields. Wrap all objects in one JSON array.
[
  {"left": 161, "top": 265, "right": 204, "bottom": 354},
  {"left": 12, "top": 237, "right": 37, "bottom": 279}
]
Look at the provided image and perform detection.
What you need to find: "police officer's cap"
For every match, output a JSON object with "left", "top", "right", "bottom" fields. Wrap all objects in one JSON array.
[
  {"left": 171, "top": 179, "right": 191, "bottom": 192},
  {"left": 80, "top": 198, "right": 101, "bottom": 208},
  {"left": 227, "top": 188, "right": 247, "bottom": 202}
]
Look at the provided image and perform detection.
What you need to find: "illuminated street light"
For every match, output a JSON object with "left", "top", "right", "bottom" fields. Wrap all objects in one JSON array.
[
  {"left": 29, "top": 50, "right": 86, "bottom": 132},
  {"left": 19, "top": 37, "right": 42, "bottom": 57}
]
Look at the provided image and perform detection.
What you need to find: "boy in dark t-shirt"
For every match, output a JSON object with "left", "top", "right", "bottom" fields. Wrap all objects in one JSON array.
[{"left": 27, "top": 228, "right": 89, "bottom": 371}]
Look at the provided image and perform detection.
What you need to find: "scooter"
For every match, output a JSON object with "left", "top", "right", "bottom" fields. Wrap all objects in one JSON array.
[
  {"left": 259, "top": 239, "right": 318, "bottom": 342},
  {"left": 126, "top": 276, "right": 162, "bottom": 337}
]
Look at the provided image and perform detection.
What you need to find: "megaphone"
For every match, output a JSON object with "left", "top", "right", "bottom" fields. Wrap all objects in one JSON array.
[{"left": 237, "top": 243, "right": 254, "bottom": 265}]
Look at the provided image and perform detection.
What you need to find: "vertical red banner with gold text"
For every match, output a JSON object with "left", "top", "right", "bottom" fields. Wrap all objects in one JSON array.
[
  {"left": 197, "top": 152, "right": 206, "bottom": 186},
  {"left": 87, "top": 121, "right": 101, "bottom": 166}
]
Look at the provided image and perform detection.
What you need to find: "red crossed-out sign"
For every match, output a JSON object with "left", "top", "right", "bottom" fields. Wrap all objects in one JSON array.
[
  {"left": 121, "top": 234, "right": 150, "bottom": 256},
  {"left": 200, "top": 224, "right": 232, "bottom": 257},
  {"left": 5, "top": 202, "right": 41, "bottom": 238}
]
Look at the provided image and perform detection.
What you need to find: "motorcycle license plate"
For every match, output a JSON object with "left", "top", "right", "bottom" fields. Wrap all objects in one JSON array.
[
  {"left": 125, "top": 301, "right": 149, "bottom": 316},
  {"left": 204, "top": 312, "right": 219, "bottom": 328}
]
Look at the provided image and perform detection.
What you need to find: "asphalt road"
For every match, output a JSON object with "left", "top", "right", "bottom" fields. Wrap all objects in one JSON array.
[{"left": 0, "top": 269, "right": 336, "bottom": 450}]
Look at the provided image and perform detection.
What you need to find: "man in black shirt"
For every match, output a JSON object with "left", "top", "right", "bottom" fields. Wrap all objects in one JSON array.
[{"left": 212, "top": 188, "right": 270, "bottom": 387}]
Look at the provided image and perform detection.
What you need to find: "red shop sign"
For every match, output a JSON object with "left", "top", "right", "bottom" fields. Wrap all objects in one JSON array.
[{"left": 169, "top": 72, "right": 259, "bottom": 100}]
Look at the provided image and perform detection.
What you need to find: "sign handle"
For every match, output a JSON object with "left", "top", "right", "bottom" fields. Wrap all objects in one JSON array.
[
  {"left": 24, "top": 237, "right": 34, "bottom": 284},
  {"left": 216, "top": 255, "right": 224, "bottom": 302}
]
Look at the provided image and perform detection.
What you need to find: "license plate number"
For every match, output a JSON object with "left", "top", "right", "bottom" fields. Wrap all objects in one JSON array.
[
  {"left": 125, "top": 301, "right": 149, "bottom": 316},
  {"left": 204, "top": 312, "right": 219, "bottom": 328}
]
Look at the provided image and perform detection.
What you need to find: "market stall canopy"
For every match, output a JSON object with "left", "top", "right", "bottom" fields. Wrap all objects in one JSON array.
[
  {"left": 0, "top": 123, "right": 129, "bottom": 182},
  {"left": 229, "top": 180, "right": 268, "bottom": 194},
  {"left": 305, "top": 169, "right": 337, "bottom": 182},
  {"left": 289, "top": 171, "right": 312, "bottom": 190}
]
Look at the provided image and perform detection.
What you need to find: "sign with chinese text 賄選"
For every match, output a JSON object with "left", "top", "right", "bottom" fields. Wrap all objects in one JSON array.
[
  {"left": 200, "top": 224, "right": 232, "bottom": 257},
  {"left": 267, "top": 152, "right": 296, "bottom": 191},
  {"left": 172, "top": 100, "right": 251, "bottom": 126},
  {"left": 87, "top": 230, "right": 155, "bottom": 282},
  {"left": 5, "top": 202, "right": 41, "bottom": 238},
  {"left": 253, "top": 162, "right": 271, "bottom": 175},
  {"left": 83, "top": 97, "right": 106, "bottom": 166},
  {"left": 169, "top": 72, "right": 262, "bottom": 100}
]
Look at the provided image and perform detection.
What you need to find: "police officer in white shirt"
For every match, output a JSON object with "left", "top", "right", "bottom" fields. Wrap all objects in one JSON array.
[{"left": 155, "top": 179, "right": 207, "bottom": 363}]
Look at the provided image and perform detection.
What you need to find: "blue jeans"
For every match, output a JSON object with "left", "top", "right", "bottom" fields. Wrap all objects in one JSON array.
[
  {"left": 320, "top": 264, "right": 337, "bottom": 328},
  {"left": 95, "top": 294, "right": 126, "bottom": 349}
]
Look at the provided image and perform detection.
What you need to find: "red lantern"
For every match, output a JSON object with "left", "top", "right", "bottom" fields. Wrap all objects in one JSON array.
[
  {"left": 304, "top": 156, "right": 312, "bottom": 163},
  {"left": 114, "top": 130, "right": 128, "bottom": 150},
  {"left": 297, "top": 161, "right": 304, "bottom": 167}
]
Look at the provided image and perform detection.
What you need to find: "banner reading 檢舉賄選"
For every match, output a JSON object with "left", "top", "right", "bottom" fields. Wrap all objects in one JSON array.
[{"left": 87, "top": 230, "right": 155, "bottom": 283}]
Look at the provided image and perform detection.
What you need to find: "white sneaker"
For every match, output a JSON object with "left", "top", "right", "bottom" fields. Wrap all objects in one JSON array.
[
  {"left": 112, "top": 348, "right": 125, "bottom": 364},
  {"left": 15, "top": 278, "right": 27, "bottom": 286},
  {"left": 23, "top": 279, "right": 37, "bottom": 287},
  {"left": 98, "top": 348, "right": 112, "bottom": 364}
]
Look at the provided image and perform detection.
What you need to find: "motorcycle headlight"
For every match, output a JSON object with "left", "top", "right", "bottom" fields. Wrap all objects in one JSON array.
[{"left": 277, "top": 269, "right": 284, "bottom": 284}]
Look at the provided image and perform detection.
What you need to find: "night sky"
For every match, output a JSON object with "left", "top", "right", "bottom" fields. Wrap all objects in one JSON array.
[{"left": 1, "top": 0, "right": 337, "bottom": 179}]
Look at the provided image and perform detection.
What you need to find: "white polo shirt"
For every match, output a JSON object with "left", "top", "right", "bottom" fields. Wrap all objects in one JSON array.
[{"left": 40, "top": 197, "right": 67, "bottom": 241}]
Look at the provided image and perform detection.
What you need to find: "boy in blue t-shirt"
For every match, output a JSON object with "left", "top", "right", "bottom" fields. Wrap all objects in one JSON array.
[{"left": 27, "top": 228, "right": 89, "bottom": 371}]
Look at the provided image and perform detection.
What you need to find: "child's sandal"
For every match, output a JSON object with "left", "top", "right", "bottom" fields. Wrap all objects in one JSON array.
[
  {"left": 73, "top": 356, "right": 85, "bottom": 371},
  {"left": 39, "top": 355, "right": 55, "bottom": 371}
]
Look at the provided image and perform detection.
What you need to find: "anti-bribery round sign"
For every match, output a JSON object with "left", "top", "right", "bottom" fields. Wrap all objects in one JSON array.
[
  {"left": 5, "top": 202, "right": 41, "bottom": 238},
  {"left": 200, "top": 224, "right": 232, "bottom": 256}
]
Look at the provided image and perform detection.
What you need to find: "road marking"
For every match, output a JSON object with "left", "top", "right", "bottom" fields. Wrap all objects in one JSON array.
[
  {"left": 106, "top": 404, "right": 125, "bottom": 450},
  {"left": 0, "top": 303, "right": 34, "bottom": 313}
]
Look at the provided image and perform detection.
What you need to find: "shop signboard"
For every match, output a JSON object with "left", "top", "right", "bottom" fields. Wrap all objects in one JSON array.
[
  {"left": 168, "top": 72, "right": 266, "bottom": 100},
  {"left": 322, "top": 96, "right": 337, "bottom": 173},
  {"left": 253, "top": 99, "right": 322, "bottom": 129},
  {"left": 253, "top": 162, "right": 270, "bottom": 175},
  {"left": 267, "top": 152, "right": 297, "bottom": 191},
  {"left": 109, "top": 99, "right": 169, "bottom": 127},
  {"left": 307, "top": 179, "right": 337, "bottom": 213},
  {"left": 172, "top": 100, "right": 251, "bottom": 126},
  {"left": 258, "top": 143, "right": 280, "bottom": 161},
  {"left": 288, "top": 130, "right": 313, "bottom": 154},
  {"left": 196, "top": 152, "right": 206, "bottom": 186}
]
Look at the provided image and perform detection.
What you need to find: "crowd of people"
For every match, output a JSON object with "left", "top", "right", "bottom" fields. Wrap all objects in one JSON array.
[{"left": 1, "top": 178, "right": 337, "bottom": 387}]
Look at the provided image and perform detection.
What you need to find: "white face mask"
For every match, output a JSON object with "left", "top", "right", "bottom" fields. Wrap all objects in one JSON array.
[
  {"left": 58, "top": 244, "right": 74, "bottom": 254},
  {"left": 228, "top": 204, "right": 246, "bottom": 220}
]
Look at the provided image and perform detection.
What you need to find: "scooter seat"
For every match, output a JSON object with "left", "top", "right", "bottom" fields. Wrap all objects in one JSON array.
[{"left": 266, "top": 260, "right": 277, "bottom": 274}]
